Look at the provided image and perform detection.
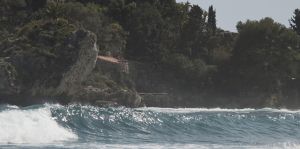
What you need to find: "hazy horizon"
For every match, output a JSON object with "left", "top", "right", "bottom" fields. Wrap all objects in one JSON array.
[{"left": 176, "top": 0, "right": 300, "bottom": 32}]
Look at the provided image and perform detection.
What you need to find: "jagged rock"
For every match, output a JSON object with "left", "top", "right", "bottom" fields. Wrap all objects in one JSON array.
[
  {"left": 0, "top": 58, "right": 19, "bottom": 96},
  {"left": 114, "top": 89, "right": 142, "bottom": 108},
  {"left": 75, "top": 86, "right": 110, "bottom": 103},
  {"left": 75, "top": 80, "right": 142, "bottom": 107},
  {"left": 55, "top": 29, "right": 98, "bottom": 96},
  {"left": 28, "top": 29, "right": 99, "bottom": 100}
]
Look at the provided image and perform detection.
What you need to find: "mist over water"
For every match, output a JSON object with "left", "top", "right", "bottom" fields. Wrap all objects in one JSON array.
[{"left": 0, "top": 104, "right": 300, "bottom": 149}]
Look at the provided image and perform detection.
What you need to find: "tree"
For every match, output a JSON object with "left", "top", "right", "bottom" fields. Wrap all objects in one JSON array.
[
  {"left": 207, "top": 5, "right": 216, "bottom": 34},
  {"left": 180, "top": 5, "right": 207, "bottom": 58},
  {"left": 290, "top": 8, "right": 300, "bottom": 35},
  {"left": 107, "top": 0, "right": 137, "bottom": 24},
  {"left": 124, "top": 2, "right": 165, "bottom": 62},
  {"left": 226, "top": 18, "right": 300, "bottom": 100},
  {"left": 156, "top": 0, "right": 177, "bottom": 18}
]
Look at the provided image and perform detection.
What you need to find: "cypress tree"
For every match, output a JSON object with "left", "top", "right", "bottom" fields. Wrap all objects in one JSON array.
[
  {"left": 207, "top": 5, "right": 216, "bottom": 34},
  {"left": 290, "top": 9, "right": 300, "bottom": 35}
]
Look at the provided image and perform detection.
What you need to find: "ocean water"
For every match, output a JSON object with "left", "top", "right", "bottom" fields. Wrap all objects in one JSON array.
[{"left": 0, "top": 104, "right": 300, "bottom": 149}]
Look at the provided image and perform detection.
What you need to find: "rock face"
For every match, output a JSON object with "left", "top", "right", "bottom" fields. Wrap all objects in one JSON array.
[
  {"left": 74, "top": 59, "right": 142, "bottom": 107},
  {"left": 56, "top": 30, "right": 98, "bottom": 96},
  {"left": 0, "top": 58, "right": 19, "bottom": 96},
  {"left": 75, "top": 86, "right": 142, "bottom": 107},
  {"left": 25, "top": 29, "right": 99, "bottom": 101}
]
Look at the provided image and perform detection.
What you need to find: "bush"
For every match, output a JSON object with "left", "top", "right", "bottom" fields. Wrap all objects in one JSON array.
[{"left": 164, "top": 53, "right": 208, "bottom": 87}]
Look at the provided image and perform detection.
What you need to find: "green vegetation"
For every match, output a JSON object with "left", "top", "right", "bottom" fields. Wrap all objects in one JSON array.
[
  {"left": 1, "top": 0, "right": 300, "bottom": 107},
  {"left": 290, "top": 9, "right": 300, "bottom": 35},
  {"left": 207, "top": 5, "right": 216, "bottom": 34},
  {"left": 216, "top": 18, "right": 300, "bottom": 107},
  {"left": 0, "top": 19, "right": 78, "bottom": 87}
]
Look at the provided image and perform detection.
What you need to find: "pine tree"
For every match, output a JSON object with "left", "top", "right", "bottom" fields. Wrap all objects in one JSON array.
[
  {"left": 207, "top": 5, "right": 216, "bottom": 34},
  {"left": 290, "top": 9, "right": 300, "bottom": 35}
]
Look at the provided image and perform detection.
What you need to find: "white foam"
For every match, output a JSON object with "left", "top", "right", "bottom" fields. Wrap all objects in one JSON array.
[
  {"left": 0, "top": 107, "right": 77, "bottom": 145},
  {"left": 259, "top": 108, "right": 300, "bottom": 113},
  {"left": 136, "top": 107, "right": 256, "bottom": 113},
  {"left": 60, "top": 143, "right": 300, "bottom": 149},
  {"left": 136, "top": 107, "right": 300, "bottom": 114}
]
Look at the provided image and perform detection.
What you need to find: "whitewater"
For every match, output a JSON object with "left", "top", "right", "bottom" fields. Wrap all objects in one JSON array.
[{"left": 0, "top": 104, "right": 300, "bottom": 149}]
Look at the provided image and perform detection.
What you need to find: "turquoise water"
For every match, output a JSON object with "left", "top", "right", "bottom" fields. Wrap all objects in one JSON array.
[{"left": 0, "top": 104, "right": 300, "bottom": 149}]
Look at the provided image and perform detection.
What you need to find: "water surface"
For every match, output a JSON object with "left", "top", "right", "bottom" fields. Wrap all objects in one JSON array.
[{"left": 0, "top": 104, "right": 299, "bottom": 149}]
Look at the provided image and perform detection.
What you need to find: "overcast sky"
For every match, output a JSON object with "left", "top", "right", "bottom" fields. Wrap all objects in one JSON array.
[{"left": 176, "top": 0, "right": 300, "bottom": 32}]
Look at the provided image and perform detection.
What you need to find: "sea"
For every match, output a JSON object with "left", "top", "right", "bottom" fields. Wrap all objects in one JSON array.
[{"left": 0, "top": 104, "right": 300, "bottom": 149}]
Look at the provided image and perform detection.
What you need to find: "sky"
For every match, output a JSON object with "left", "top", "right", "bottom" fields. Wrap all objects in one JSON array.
[{"left": 176, "top": 0, "right": 300, "bottom": 32}]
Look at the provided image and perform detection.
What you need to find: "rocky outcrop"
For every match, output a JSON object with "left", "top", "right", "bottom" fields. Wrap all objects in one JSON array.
[
  {"left": 55, "top": 30, "right": 98, "bottom": 96},
  {"left": 76, "top": 86, "right": 142, "bottom": 107},
  {"left": 74, "top": 59, "right": 143, "bottom": 107},
  {"left": 25, "top": 29, "right": 99, "bottom": 100},
  {"left": 29, "top": 28, "right": 142, "bottom": 107},
  {"left": 0, "top": 18, "right": 143, "bottom": 107},
  {"left": 0, "top": 22, "right": 141, "bottom": 107}
]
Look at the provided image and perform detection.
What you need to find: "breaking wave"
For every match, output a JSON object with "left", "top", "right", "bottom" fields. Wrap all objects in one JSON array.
[
  {"left": 0, "top": 104, "right": 300, "bottom": 148},
  {"left": 0, "top": 104, "right": 77, "bottom": 145}
]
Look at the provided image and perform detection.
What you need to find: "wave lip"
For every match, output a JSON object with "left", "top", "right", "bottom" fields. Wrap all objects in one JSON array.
[
  {"left": 136, "top": 107, "right": 300, "bottom": 113},
  {"left": 0, "top": 106, "right": 77, "bottom": 145}
]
